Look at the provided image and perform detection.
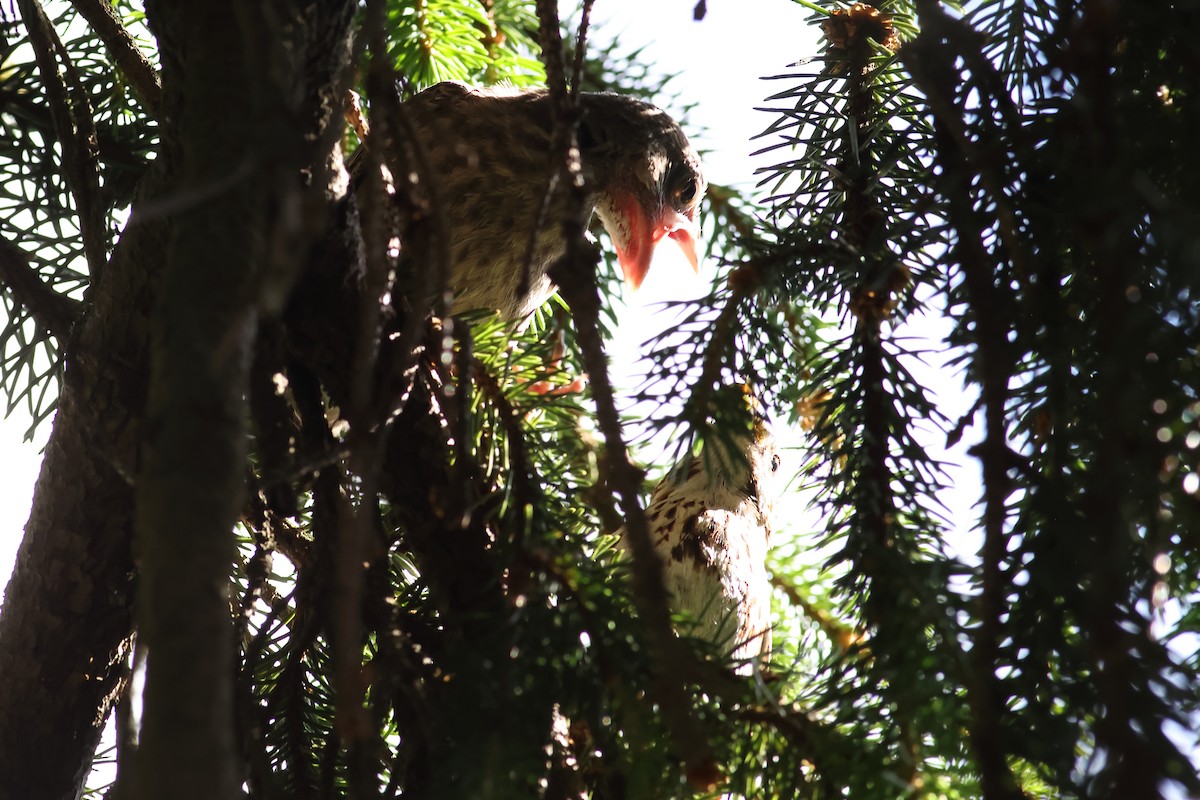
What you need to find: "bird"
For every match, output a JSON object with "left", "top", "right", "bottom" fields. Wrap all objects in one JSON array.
[
  {"left": 354, "top": 82, "right": 705, "bottom": 319},
  {"left": 623, "top": 414, "right": 782, "bottom": 668}
]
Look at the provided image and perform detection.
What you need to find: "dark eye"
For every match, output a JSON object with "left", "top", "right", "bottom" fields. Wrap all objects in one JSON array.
[
  {"left": 577, "top": 116, "right": 606, "bottom": 152},
  {"left": 677, "top": 177, "right": 698, "bottom": 205},
  {"left": 770, "top": 454, "right": 781, "bottom": 473}
]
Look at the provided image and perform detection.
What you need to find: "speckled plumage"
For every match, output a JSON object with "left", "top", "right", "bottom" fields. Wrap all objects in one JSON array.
[
  {"left": 361, "top": 82, "right": 705, "bottom": 319},
  {"left": 626, "top": 420, "right": 782, "bottom": 668}
]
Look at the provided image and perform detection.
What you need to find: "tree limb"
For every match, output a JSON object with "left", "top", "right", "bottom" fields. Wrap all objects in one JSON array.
[
  {"left": 0, "top": 232, "right": 81, "bottom": 341},
  {"left": 133, "top": 1, "right": 260, "bottom": 790},
  {"left": 537, "top": 1, "right": 720, "bottom": 787},
  {"left": 69, "top": 0, "right": 163, "bottom": 118},
  {"left": 905, "top": 6, "right": 1027, "bottom": 799},
  {"left": 16, "top": 0, "right": 108, "bottom": 283}
]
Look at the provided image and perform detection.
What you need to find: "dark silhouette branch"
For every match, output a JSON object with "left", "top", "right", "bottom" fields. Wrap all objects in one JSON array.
[
  {"left": 0, "top": 232, "right": 81, "bottom": 341},
  {"left": 537, "top": 0, "right": 718, "bottom": 788},
  {"left": 69, "top": 0, "right": 163, "bottom": 118},
  {"left": 905, "top": 12, "right": 1025, "bottom": 795},
  {"left": 17, "top": 0, "right": 108, "bottom": 283}
]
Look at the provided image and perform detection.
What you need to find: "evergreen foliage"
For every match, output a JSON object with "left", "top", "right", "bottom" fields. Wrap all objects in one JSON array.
[{"left": 0, "top": 1, "right": 1197, "bottom": 799}]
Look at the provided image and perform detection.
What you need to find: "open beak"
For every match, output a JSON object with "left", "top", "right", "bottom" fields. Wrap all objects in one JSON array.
[{"left": 596, "top": 191, "right": 701, "bottom": 289}]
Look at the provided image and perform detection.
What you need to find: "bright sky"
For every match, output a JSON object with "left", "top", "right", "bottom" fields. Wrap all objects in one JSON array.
[
  {"left": 601, "top": 0, "right": 820, "bottom": 447},
  {"left": 594, "top": 0, "right": 816, "bottom": 189},
  {"left": 594, "top": 0, "right": 978, "bottom": 548}
]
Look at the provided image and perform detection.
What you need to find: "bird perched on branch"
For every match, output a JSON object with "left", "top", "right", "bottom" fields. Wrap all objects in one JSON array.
[
  {"left": 356, "top": 82, "right": 705, "bottom": 319},
  {"left": 624, "top": 414, "right": 782, "bottom": 668}
]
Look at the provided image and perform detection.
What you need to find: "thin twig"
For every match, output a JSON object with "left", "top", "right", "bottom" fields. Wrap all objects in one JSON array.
[
  {"left": 570, "top": 0, "right": 595, "bottom": 100},
  {"left": 472, "top": 355, "right": 537, "bottom": 534},
  {"left": 519, "top": 0, "right": 580, "bottom": 306},
  {"left": 360, "top": 76, "right": 450, "bottom": 431},
  {"left": 679, "top": 278, "right": 752, "bottom": 430},
  {"left": 329, "top": 0, "right": 394, "bottom": 767}
]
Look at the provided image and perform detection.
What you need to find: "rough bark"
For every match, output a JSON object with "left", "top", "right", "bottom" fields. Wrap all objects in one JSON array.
[
  {"left": 0, "top": 3, "right": 356, "bottom": 797},
  {"left": 0, "top": 154, "right": 170, "bottom": 800},
  {"left": 132, "top": 4, "right": 264, "bottom": 795}
]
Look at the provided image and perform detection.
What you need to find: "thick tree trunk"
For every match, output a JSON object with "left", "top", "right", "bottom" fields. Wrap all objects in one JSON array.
[
  {"left": 0, "top": 161, "right": 171, "bottom": 800},
  {"left": 0, "top": 3, "right": 356, "bottom": 797},
  {"left": 132, "top": 4, "right": 265, "bottom": 795}
]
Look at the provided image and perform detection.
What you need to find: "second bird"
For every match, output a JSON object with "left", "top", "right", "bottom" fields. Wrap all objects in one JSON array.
[{"left": 624, "top": 417, "right": 782, "bottom": 669}]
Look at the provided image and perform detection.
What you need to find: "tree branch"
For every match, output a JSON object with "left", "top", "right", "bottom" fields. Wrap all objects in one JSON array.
[
  {"left": 69, "top": 0, "right": 163, "bottom": 118},
  {"left": 0, "top": 232, "right": 81, "bottom": 341},
  {"left": 829, "top": 6, "right": 921, "bottom": 792},
  {"left": 537, "top": 0, "right": 717, "bottom": 788},
  {"left": 17, "top": 0, "right": 108, "bottom": 283},
  {"left": 904, "top": 6, "right": 1027, "bottom": 799},
  {"left": 133, "top": 1, "right": 260, "bottom": 790}
]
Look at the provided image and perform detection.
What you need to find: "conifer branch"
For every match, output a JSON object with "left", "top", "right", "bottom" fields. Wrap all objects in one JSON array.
[
  {"left": 905, "top": 8, "right": 1024, "bottom": 796},
  {"left": 1069, "top": 4, "right": 1168, "bottom": 793},
  {"left": 835, "top": 0, "right": 898, "bottom": 628},
  {"left": 831, "top": 5, "right": 916, "bottom": 791}
]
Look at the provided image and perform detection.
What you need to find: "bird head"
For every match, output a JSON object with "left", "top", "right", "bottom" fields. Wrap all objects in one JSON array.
[
  {"left": 703, "top": 386, "right": 783, "bottom": 512},
  {"left": 577, "top": 93, "right": 706, "bottom": 289},
  {"left": 745, "top": 418, "right": 783, "bottom": 517}
]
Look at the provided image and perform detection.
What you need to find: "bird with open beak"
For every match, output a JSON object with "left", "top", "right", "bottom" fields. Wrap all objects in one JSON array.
[{"left": 370, "top": 82, "right": 705, "bottom": 319}]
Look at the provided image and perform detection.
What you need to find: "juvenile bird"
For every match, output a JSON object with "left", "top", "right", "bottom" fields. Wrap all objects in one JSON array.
[
  {"left": 623, "top": 415, "right": 782, "bottom": 668},
  {"left": 361, "top": 82, "right": 705, "bottom": 319}
]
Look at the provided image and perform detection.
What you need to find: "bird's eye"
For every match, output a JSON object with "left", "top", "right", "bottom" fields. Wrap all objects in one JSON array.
[
  {"left": 577, "top": 117, "right": 605, "bottom": 151},
  {"left": 677, "top": 177, "right": 698, "bottom": 205},
  {"left": 770, "top": 454, "right": 781, "bottom": 473}
]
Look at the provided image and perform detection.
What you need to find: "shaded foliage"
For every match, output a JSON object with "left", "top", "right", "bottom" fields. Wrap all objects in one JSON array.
[{"left": 0, "top": 1, "right": 1198, "bottom": 799}]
